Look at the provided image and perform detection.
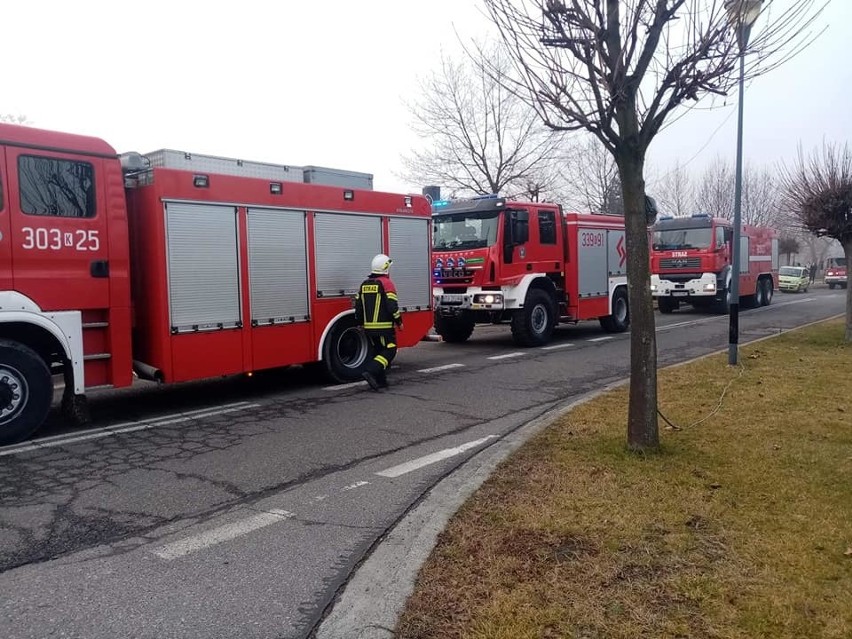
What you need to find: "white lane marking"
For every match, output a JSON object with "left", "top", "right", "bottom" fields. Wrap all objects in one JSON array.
[
  {"left": 314, "top": 495, "right": 329, "bottom": 501},
  {"left": 153, "top": 508, "right": 294, "bottom": 560},
  {"left": 587, "top": 336, "right": 613, "bottom": 342},
  {"left": 417, "top": 363, "right": 465, "bottom": 373},
  {"left": 487, "top": 352, "right": 525, "bottom": 360},
  {"left": 0, "top": 403, "right": 259, "bottom": 457},
  {"left": 376, "top": 435, "right": 497, "bottom": 478},
  {"left": 323, "top": 381, "right": 368, "bottom": 391},
  {"left": 342, "top": 480, "right": 370, "bottom": 491},
  {"left": 541, "top": 343, "right": 574, "bottom": 350}
]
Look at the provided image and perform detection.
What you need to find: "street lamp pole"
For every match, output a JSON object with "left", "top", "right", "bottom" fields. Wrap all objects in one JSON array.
[{"left": 726, "top": 0, "right": 763, "bottom": 366}]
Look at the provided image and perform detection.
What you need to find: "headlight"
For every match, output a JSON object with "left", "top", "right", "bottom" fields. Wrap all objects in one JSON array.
[
  {"left": 650, "top": 284, "right": 657, "bottom": 292},
  {"left": 473, "top": 293, "right": 503, "bottom": 305},
  {"left": 704, "top": 282, "right": 716, "bottom": 292}
]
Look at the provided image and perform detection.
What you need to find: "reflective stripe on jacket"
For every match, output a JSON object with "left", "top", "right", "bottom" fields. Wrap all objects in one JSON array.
[{"left": 354, "top": 274, "right": 401, "bottom": 330}]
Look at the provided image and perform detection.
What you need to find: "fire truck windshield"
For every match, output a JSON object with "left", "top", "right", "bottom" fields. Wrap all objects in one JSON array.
[
  {"left": 652, "top": 227, "right": 713, "bottom": 251},
  {"left": 433, "top": 211, "right": 500, "bottom": 250}
]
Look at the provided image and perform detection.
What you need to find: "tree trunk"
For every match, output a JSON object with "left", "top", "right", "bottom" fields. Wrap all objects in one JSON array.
[
  {"left": 844, "top": 238, "right": 852, "bottom": 342},
  {"left": 618, "top": 154, "right": 660, "bottom": 452}
]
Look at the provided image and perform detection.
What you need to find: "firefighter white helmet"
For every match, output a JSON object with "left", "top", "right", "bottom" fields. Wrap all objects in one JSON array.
[{"left": 371, "top": 254, "right": 393, "bottom": 274}]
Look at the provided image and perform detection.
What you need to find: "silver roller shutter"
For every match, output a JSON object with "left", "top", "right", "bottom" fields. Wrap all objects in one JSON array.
[
  {"left": 247, "top": 208, "right": 309, "bottom": 324},
  {"left": 388, "top": 217, "right": 431, "bottom": 310},
  {"left": 314, "top": 213, "right": 382, "bottom": 297},
  {"left": 166, "top": 202, "right": 241, "bottom": 332}
]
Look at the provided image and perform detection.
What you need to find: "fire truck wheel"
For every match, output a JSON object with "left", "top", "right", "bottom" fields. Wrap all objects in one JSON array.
[
  {"left": 761, "top": 279, "right": 773, "bottom": 306},
  {"left": 599, "top": 287, "right": 630, "bottom": 333},
  {"left": 657, "top": 297, "right": 677, "bottom": 314},
  {"left": 0, "top": 340, "right": 53, "bottom": 446},
  {"left": 828, "top": 283, "right": 836, "bottom": 290},
  {"left": 511, "top": 289, "right": 556, "bottom": 347},
  {"left": 434, "top": 315, "right": 475, "bottom": 343},
  {"left": 752, "top": 282, "right": 765, "bottom": 307},
  {"left": 322, "top": 317, "right": 373, "bottom": 384}
]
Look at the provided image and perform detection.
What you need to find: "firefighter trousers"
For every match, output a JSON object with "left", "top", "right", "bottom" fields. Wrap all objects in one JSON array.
[{"left": 364, "top": 330, "right": 397, "bottom": 385}]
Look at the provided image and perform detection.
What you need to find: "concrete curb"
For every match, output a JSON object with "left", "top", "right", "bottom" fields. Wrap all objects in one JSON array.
[{"left": 313, "top": 390, "right": 609, "bottom": 639}]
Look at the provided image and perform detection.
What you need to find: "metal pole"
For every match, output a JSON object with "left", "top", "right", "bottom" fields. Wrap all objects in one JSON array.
[{"left": 728, "top": 50, "right": 746, "bottom": 366}]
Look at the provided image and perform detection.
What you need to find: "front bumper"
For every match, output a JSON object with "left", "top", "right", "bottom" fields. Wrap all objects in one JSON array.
[
  {"left": 824, "top": 275, "right": 847, "bottom": 285},
  {"left": 650, "top": 273, "right": 719, "bottom": 298},
  {"left": 778, "top": 279, "right": 806, "bottom": 291}
]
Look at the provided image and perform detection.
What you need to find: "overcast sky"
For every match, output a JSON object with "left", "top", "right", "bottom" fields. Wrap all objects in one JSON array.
[{"left": 4, "top": 1, "right": 850, "bottom": 195}]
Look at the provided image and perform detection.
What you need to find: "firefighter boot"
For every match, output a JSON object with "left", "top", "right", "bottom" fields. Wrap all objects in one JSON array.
[
  {"left": 377, "top": 370, "right": 389, "bottom": 388},
  {"left": 361, "top": 370, "right": 381, "bottom": 392}
]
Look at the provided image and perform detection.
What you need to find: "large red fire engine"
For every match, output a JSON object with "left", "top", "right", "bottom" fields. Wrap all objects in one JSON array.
[
  {"left": 431, "top": 195, "right": 629, "bottom": 346},
  {"left": 824, "top": 256, "right": 847, "bottom": 289},
  {"left": 650, "top": 213, "right": 779, "bottom": 313},
  {"left": 0, "top": 123, "right": 433, "bottom": 445}
]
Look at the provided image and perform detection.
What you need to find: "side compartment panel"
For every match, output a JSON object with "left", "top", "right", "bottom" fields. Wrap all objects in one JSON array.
[
  {"left": 388, "top": 217, "right": 431, "bottom": 310},
  {"left": 247, "top": 208, "right": 309, "bottom": 324},
  {"left": 314, "top": 213, "right": 382, "bottom": 297},
  {"left": 577, "top": 227, "right": 608, "bottom": 297},
  {"left": 165, "top": 202, "right": 241, "bottom": 331}
]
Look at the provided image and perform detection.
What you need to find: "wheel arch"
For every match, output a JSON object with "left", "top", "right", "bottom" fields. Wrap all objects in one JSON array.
[
  {"left": 0, "top": 294, "right": 84, "bottom": 394},
  {"left": 505, "top": 275, "right": 557, "bottom": 309},
  {"left": 316, "top": 309, "right": 357, "bottom": 361}
]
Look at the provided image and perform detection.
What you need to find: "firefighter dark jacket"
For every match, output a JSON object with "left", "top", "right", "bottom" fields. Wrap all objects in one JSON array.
[{"left": 354, "top": 274, "right": 402, "bottom": 330}]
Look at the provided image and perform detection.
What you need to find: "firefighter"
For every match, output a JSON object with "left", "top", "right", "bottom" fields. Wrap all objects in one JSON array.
[{"left": 354, "top": 253, "right": 403, "bottom": 391}]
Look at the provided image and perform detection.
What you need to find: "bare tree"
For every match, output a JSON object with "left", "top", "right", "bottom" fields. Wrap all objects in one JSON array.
[
  {"left": 400, "top": 46, "right": 562, "bottom": 198},
  {"left": 651, "top": 162, "right": 694, "bottom": 217},
  {"left": 558, "top": 135, "right": 619, "bottom": 212},
  {"left": 778, "top": 235, "right": 800, "bottom": 265},
  {"left": 694, "top": 157, "right": 734, "bottom": 218},
  {"left": 781, "top": 142, "right": 852, "bottom": 340},
  {"left": 694, "top": 158, "right": 780, "bottom": 225},
  {"left": 482, "top": 0, "right": 824, "bottom": 451},
  {"left": 0, "top": 114, "right": 32, "bottom": 125},
  {"left": 742, "top": 165, "right": 781, "bottom": 226}
]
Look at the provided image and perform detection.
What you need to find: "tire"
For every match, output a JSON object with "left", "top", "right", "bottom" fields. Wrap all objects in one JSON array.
[
  {"left": 657, "top": 297, "right": 677, "bottom": 314},
  {"left": 715, "top": 288, "right": 731, "bottom": 314},
  {"left": 599, "top": 287, "right": 630, "bottom": 333},
  {"left": 434, "top": 314, "right": 475, "bottom": 343},
  {"left": 828, "top": 283, "right": 836, "bottom": 290},
  {"left": 753, "top": 282, "right": 765, "bottom": 307},
  {"left": 0, "top": 340, "right": 53, "bottom": 446},
  {"left": 761, "top": 279, "right": 773, "bottom": 306},
  {"left": 322, "top": 316, "right": 374, "bottom": 383},
  {"left": 842, "top": 283, "right": 848, "bottom": 290},
  {"left": 511, "top": 289, "right": 557, "bottom": 347}
]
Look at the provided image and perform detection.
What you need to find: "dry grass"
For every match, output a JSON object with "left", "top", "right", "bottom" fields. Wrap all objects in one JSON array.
[{"left": 397, "top": 320, "right": 852, "bottom": 639}]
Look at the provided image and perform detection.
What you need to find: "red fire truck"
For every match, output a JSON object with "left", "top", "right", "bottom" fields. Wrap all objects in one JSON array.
[
  {"left": 0, "top": 123, "right": 433, "bottom": 445},
  {"left": 431, "top": 195, "right": 629, "bottom": 346},
  {"left": 650, "top": 213, "right": 779, "bottom": 313},
  {"left": 824, "top": 256, "right": 847, "bottom": 289}
]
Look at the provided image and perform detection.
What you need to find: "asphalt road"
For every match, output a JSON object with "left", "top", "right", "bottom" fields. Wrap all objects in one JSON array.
[{"left": 0, "top": 288, "right": 845, "bottom": 639}]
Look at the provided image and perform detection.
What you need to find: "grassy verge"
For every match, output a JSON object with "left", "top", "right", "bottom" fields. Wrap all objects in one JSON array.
[{"left": 397, "top": 320, "right": 852, "bottom": 639}]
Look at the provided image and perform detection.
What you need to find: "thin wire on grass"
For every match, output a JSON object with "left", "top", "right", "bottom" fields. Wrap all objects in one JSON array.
[{"left": 658, "top": 363, "right": 746, "bottom": 431}]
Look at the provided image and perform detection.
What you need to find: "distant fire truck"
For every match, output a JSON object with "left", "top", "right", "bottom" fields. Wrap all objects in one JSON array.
[
  {"left": 0, "top": 123, "right": 433, "bottom": 444},
  {"left": 650, "top": 213, "right": 778, "bottom": 313},
  {"left": 431, "top": 195, "right": 629, "bottom": 346},
  {"left": 824, "top": 256, "right": 847, "bottom": 289}
]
